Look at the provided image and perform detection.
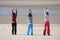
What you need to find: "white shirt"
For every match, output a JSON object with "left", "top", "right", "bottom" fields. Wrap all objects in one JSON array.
[
  {"left": 44, "top": 9, "right": 49, "bottom": 21},
  {"left": 44, "top": 15, "right": 49, "bottom": 21}
]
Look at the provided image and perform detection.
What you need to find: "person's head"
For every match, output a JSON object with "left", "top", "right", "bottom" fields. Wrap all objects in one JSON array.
[
  {"left": 45, "top": 8, "right": 49, "bottom": 15},
  {"left": 28, "top": 13, "right": 32, "bottom": 17},
  {"left": 13, "top": 12, "right": 16, "bottom": 16},
  {"left": 46, "top": 12, "right": 49, "bottom": 15},
  {"left": 28, "top": 9, "right": 32, "bottom": 17}
]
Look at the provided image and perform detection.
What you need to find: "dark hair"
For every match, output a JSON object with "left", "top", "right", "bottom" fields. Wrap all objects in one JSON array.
[
  {"left": 13, "top": 13, "right": 16, "bottom": 17},
  {"left": 28, "top": 13, "right": 32, "bottom": 17},
  {"left": 46, "top": 12, "right": 49, "bottom": 15}
]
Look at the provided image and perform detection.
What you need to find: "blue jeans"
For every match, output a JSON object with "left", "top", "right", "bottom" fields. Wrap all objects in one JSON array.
[{"left": 27, "top": 21, "right": 33, "bottom": 35}]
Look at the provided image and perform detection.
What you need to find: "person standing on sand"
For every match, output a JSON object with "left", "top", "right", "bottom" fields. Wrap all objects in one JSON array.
[
  {"left": 12, "top": 9, "right": 17, "bottom": 35},
  {"left": 43, "top": 8, "right": 50, "bottom": 36},
  {"left": 27, "top": 9, "right": 33, "bottom": 35}
]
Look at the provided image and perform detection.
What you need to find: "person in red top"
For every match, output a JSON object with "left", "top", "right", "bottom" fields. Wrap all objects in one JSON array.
[{"left": 12, "top": 9, "right": 17, "bottom": 35}]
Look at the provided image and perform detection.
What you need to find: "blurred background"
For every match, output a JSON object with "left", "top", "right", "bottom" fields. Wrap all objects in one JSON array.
[{"left": 0, "top": 0, "right": 60, "bottom": 24}]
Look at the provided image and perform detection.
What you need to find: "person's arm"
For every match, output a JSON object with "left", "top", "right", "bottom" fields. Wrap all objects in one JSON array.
[
  {"left": 12, "top": 9, "right": 14, "bottom": 17},
  {"left": 16, "top": 9, "right": 17, "bottom": 16},
  {"left": 44, "top": 9, "right": 46, "bottom": 16}
]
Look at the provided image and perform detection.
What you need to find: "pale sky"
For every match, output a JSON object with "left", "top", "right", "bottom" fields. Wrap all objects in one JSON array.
[{"left": 0, "top": 7, "right": 60, "bottom": 15}]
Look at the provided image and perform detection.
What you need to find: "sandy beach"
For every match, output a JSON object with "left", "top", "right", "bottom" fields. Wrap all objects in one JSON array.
[{"left": 0, "top": 24, "right": 60, "bottom": 40}]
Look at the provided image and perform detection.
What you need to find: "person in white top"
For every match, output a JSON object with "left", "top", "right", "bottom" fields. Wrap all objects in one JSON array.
[{"left": 43, "top": 8, "right": 50, "bottom": 36}]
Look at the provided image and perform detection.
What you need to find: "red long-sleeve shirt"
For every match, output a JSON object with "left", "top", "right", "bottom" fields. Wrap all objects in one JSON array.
[{"left": 12, "top": 10, "right": 17, "bottom": 23}]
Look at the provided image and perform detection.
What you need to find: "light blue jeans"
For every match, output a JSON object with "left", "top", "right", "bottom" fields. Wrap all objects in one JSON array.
[{"left": 27, "top": 21, "right": 33, "bottom": 35}]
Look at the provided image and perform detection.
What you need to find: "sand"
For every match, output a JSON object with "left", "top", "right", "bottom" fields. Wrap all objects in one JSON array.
[{"left": 0, "top": 24, "right": 60, "bottom": 40}]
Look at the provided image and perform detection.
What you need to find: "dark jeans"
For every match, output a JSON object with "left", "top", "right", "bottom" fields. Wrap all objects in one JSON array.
[{"left": 12, "top": 23, "right": 17, "bottom": 35}]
